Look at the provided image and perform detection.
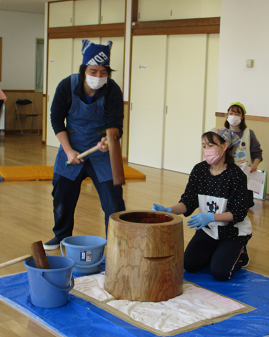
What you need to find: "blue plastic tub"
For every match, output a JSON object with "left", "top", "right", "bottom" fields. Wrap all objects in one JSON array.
[
  {"left": 24, "top": 255, "right": 75, "bottom": 308},
  {"left": 60, "top": 235, "right": 106, "bottom": 274}
]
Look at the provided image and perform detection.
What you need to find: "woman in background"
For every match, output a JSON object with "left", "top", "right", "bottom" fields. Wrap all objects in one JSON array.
[{"left": 225, "top": 102, "right": 263, "bottom": 209}]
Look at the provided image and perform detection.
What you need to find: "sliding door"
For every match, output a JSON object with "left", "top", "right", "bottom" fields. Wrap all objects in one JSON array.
[
  {"left": 163, "top": 34, "right": 207, "bottom": 173},
  {"left": 128, "top": 35, "right": 167, "bottom": 168}
]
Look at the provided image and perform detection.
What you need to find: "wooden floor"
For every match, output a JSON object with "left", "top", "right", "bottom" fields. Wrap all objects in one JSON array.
[{"left": 0, "top": 134, "right": 268, "bottom": 336}]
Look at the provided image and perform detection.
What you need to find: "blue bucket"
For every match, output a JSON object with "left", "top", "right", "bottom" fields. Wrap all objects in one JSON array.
[
  {"left": 61, "top": 235, "right": 106, "bottom": 275},
  {"left": 24, "top": 255, "right": 75, "bottom": 308}
]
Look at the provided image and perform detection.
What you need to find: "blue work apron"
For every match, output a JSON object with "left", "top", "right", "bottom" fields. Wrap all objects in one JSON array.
[{"left": 53, "top": 74, "right": 112, "bottom": 182}]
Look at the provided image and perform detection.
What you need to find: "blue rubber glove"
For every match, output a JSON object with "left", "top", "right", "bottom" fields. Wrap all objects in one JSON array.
[
  {"left": 152, "top": 203, "right": 172, "bottom": 213},
  {"left": 187, "top": 213, "right": 215, "bottom": 231}
]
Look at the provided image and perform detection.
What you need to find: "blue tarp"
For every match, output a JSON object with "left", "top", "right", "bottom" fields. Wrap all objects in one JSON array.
[{"left": 0, "top": 269, "right": 269, "bottom": 337}]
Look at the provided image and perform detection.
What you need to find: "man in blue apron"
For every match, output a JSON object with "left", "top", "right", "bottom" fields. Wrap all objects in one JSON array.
[{"left": 44, "top": 40, "right": 125, "bottom": 250}]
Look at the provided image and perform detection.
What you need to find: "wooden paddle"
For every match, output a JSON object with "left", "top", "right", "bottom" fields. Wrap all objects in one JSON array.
[
  {"left": 0, "top": 240, "right": 50, "bottom": 269},
  {"left": 31, "top": 241, "right": 50, "bottom": 269}
]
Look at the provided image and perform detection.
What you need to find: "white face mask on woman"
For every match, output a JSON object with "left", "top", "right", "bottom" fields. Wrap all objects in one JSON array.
[
  {"left": 227, "top": 115, "right": 241, "bottom": 127},
  {"left": 85, "top": 73, "right": 107, "bottom": 90}
]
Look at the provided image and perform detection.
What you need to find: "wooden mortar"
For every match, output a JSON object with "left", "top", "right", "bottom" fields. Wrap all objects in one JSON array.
[{"left": 104, "top": 211, "right": 184, "bottom": 302}]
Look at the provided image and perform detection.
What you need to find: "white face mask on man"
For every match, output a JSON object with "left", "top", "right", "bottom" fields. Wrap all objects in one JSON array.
[
  {"left": 227, "top": 115, "right": 241, "bottom": 127},
  {"left": 85, "top": 73, "right": 107, "bottom": 90}
]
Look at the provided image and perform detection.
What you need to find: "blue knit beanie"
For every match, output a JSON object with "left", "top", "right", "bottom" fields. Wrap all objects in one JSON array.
[{"left": 82, "top": 40, "right": 112, "bottom": 66}]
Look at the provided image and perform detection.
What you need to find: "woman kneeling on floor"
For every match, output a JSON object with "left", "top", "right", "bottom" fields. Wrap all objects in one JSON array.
[{"left": 152, "top": 127, "right": 252, "bottom": 281}]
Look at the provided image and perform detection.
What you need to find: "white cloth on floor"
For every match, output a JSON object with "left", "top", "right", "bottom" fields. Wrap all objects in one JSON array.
[{"left": 74, "top": 274, "right": 246, "bottom": 333}]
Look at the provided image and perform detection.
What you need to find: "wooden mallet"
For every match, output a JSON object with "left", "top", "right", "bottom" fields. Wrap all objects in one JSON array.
[
  {"left": 65, "top": 128, "right": 125, "bottom": 186},
  {"left": 0, "top": 241, "right": 50, "bottom": 269}
]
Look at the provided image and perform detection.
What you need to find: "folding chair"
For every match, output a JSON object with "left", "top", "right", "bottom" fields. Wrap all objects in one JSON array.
[{"left": 13, "top": 99, "right": 40, "bottom": 135}]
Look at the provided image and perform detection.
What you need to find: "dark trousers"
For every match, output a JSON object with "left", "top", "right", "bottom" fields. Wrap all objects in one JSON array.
[
  {"left": 184, "top": 229, "right": 244, "bottom": 281},
  {"left": 247, "top": 189, "right": 254, "bottom": 208},
  {"left": 52, "top": 159, "right": 125, "bottom": 240}
]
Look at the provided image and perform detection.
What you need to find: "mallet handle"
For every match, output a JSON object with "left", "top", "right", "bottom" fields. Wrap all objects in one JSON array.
[
  {"left": 0, "top": 254, "right": 32, "bottom": 269},
  {"left": 65, "top": 141, "right": 108, "bottom": 167},
  {"left": 77, "top": 144, "right": 103, "bottom": 159}
]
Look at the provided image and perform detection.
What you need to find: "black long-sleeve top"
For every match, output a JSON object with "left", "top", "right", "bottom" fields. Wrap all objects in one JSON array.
[
  {"left": 179, "top": 161, "right": 252, "bottom": 244},
  {"left": 50, "top": 75, "right": 124, "bottom": 137}
]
